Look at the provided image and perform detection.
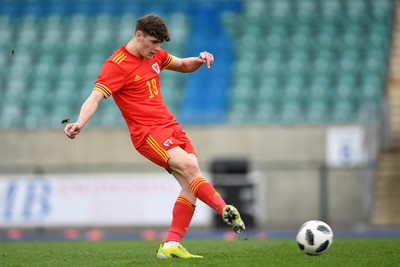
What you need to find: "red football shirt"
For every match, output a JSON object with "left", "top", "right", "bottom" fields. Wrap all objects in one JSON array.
[{"left": 93, "top": 45, "right": 177, "bottom": 148}]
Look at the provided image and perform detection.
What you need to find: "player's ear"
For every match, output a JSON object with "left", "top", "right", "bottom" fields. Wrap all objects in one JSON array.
[{"left": 135, "top": 31, "right": 144, "bottom": 40}]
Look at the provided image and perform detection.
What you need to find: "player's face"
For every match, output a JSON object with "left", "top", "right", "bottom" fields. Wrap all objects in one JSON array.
[{"left": 138, "top": 32, "right": 162, "bottom": 59}]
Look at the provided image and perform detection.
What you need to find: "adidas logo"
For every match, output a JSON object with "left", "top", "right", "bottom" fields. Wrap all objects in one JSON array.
[{"left": 135, "top": 74, "right": 141, "bottom": 81}]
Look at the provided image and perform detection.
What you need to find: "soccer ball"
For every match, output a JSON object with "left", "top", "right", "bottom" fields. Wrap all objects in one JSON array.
[{"left": 296, "top": 220, "right": 334, "bottom": 256}]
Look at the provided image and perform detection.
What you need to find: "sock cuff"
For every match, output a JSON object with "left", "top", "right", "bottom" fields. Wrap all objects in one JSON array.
[
  {"left": 189, "top": 176, "right": 207, "bottom": 196},
  {"left": 176, "top": 195, "right": 195, "bottom": 211}
]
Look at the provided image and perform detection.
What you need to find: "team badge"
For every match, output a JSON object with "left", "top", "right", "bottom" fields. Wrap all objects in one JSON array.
[
  {"left": 152, "top": 63, "right": 160, "bottom": 74},
  {"left": 163, "top": 139, "right": 173, "bottom": 147}
]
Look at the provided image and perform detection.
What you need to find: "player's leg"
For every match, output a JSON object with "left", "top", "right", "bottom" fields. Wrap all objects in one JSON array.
[
  {"left": 168, "top": 147, "right": 245, "bottom": 233},
  {"left": 137, "top": 127, "right": 229, "bottom": 215},
  {"left": 163, "top": 171, "right": 196, "bottom": 246},
  {"left": 156, "top": 171, "right": 203, "bottom": 259},
  {"left": 136, "top": 136, "right": 202, "bottom": 259},
  {"left": 136, "top": 131, "right": 244, "bottom": 259},
  {"left": 168, "top": 148, "right": 226, "bottom": 214}
]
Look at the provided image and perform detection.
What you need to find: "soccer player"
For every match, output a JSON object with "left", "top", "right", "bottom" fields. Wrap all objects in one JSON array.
[{"left": 64, "top": 14, "right": 245, "bottom": 259}]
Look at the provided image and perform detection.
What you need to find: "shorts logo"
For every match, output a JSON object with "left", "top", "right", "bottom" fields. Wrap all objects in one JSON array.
[
  {"left": 152, "top": 63, "right": 160, "bottom": 74},
  {"left": 163, "top": 139, "right": 173, "bottom": 147}
]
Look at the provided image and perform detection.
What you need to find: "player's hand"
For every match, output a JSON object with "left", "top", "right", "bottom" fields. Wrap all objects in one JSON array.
[
  {"left": 64, "top": 123, "right": 81, "bottom": 139},
  {"left": 198, "top": 51, "right": 214, "bottom": 69}
]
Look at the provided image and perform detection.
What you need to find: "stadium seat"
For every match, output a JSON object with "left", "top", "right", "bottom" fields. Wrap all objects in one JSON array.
[
  {"left": 261, "top": 51, "right": 285, "bottom": 77},
  {"left": 264, "top": 26, "right": 288, "bottom": 52},
  {"left": 24, "top": 105, "right": 49, "bottom": 129},
  {"left": 334, "top": 74, "right": 358, "bottom": 102},
  {"left": 48, "top": 104, "right": 71, "bottom": 127},
  {"left": 257, "top": 77, "right": 280, "bottom": 103},
  {"left": 280, "top": 100, "right": 303, "bottom": 124},
  {"left": 281, "top": 76, "right": 306, "bottom": 102},
  {"left": 94, "top": 103, "right": 125, "bottom": 128},
  {"left": 307, "top": 86, "right": 328, "bottom": 103},
  {"left": 306, "top": 100, "right": 330, "bottom": 124},
  {"left": 231, "top": 78, "right": 255, "bottom": 104},
  {"left": 0, "top": 15, "right": 13, "bottom": 48},
  {"left": 270, "top": 0, "right": 292, "bottom": 25},
  {"left": 295, "top": 0, "right": 317, "bottom": 26},
  {"left": 360, "top": 75, "right": 384, "bottom": 103},
  {"left": 286, "top": 51, "right": 311, "bottom": 78},
  {"left": 228, "top": 101, "right": 253, "bottom": 124},
  {"left": 371, "top": 0, "right": 394, "bottom": 24},
  {"left": 33, "top": 54, "right": 58, "bottom": 82},
  {"left": 28, "top": 80, "right": 53, "bottom": 110},
  {"left": 312, "top": 49, "right": 335, "bottom": 76},
  {"left": 244, "top": 0, "right": 268, "bottom": 17},
  {"left": 346, "top": 0, "right": 368, "bottom": 25},
  {"left": 341, "top": 26, "right": 363, "bottom": 51},
  {"left": 3, "top": 79, "right": 27, "bottom": 106},
  {"left": 331, "top": 100, "right": 356, "bottom": 124},
  {"left": 254, "top": 101, "right": 279, "bottom": 124},
  {"left": 160, "top": 73, "right": 184, "bottom": 113},
  {"left": 0, "top": 103, "right": 24, "bottom": 128},
  {"left": 0, "top": 0, "right": 394, "bottom": 127},
  {"left": 14, "top": 16, "right": 40, "bottom": 53},
  {"left": 320, "top": 0, "right": 342, "bottom": 27}
]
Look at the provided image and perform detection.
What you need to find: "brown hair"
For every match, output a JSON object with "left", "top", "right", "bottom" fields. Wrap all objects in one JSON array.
[{"left": 135, "top": 14, "right": 170, "bottom": 42}]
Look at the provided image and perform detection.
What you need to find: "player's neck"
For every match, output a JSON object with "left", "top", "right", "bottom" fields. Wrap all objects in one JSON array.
[{"left": 125, "top": 39, "right": 143, "bottom": 59}]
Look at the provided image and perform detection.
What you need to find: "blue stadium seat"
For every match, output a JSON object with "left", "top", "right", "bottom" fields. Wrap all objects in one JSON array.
[
  {"left": 228, "top": 101, "right": 253, "bottom": 124},
  {"left": 254, "top": 101, "right": 279, "bottom": 124},
  {"left": 28, "top": 80, "right": 53, "bottom": 112},
  {"left": 24, "top": 105, "right": 49, "bottom": 129},
  {"left": 281, "top": 76, "right": 306, "bottom": 102},
  {"left": 270, "top": 0, "right": 292, "bottom": 25},
  {"left": 307, "top": 76, "right": 332, "bottom": 102},
  {"left": 0, "top": 102, "right": 24, "bottom": 128},
  {"left": 331, "top": 100, "right": 356, "bottom": 124},
  {"left": 306, "top": 100, "right": 330, "bottom": 124},
  {"left": 360, "top": 75, "right": 384, "bottom": 103},
  {"left": 280, "top": 100, "right": 303, "bottom": 124},
  {"left": 0, "top": 0, "right": 394, "bottom": 127},
  {"left": 257, "top": 76, "right": 280, "bottom": 103},
  {"left": 334, "top": 74, "right": 358, "bottom": 102},
  {"left": 320, "top": 0, "right": 342, "bottom": 27},
  {"left": 95, "top": 103, "right": 125, "bottom": 128},
  {"left": 294, "top": 0, "right": 317, "bottom": 26}
]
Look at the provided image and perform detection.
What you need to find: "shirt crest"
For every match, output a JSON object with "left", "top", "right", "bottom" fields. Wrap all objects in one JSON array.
[{"left": 152, "top": 63, "right": 160, "bottom": 74}]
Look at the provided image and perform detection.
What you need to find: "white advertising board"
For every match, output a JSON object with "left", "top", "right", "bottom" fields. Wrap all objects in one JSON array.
[
  {"left": 0, "top": 173, "right": 211, "bottom": 228},
  {"left": 326, "top": 126, "right": 365, "bottom": 167}
]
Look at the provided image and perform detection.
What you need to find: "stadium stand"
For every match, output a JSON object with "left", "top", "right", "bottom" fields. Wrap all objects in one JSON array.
[
  {"left": 223, "top": 0, "right": 395, "bottom": 124},
  {"left": 0, "top": 0, "right": 395, "bottom": 128}
]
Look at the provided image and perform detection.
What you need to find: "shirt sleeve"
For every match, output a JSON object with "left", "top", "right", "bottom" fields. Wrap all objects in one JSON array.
[
  {"left": 93, "top": 61, "right": 124, "bottom": 99},
  {"left": 160, "top": 50, "right": 174, "bottom": 70}
]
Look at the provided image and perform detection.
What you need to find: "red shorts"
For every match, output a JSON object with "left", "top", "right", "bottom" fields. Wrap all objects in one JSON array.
[{"left": 134, "top": 124, "right": 196, "bottom": 171}]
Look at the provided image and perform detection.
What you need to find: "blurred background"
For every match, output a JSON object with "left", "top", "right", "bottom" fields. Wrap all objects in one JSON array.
[{"left": 0, "top": 0, "right": 399, "bottom": 241}]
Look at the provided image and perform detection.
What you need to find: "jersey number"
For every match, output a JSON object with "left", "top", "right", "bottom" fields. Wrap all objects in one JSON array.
[{"left": 147, "top": 78, "right": 159, "bottom": 98}]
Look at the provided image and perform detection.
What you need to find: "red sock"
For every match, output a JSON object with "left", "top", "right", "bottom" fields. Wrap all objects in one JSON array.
[
  {"left": 165, "top": 195, "right": 195, "bottom": 243},
  {"left": 189, "top": 176, "right": 226, "bottom": 214}
]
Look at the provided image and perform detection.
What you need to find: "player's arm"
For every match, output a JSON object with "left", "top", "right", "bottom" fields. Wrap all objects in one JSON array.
[
  {"left": 64, "top": 90, "right": 104, "bottom": 139},
  {"left": 167, "top": 51, "right": 214, "bottom": 72}
]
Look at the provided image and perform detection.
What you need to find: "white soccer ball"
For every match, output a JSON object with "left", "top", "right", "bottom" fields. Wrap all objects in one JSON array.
[{"left": 296, "top": 220, "right": 334, "bottom": 255}]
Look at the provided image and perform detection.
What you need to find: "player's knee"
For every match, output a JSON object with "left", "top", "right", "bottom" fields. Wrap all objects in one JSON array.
[{"left": 181, "top": 157, "right": 201, "bottom": 178}]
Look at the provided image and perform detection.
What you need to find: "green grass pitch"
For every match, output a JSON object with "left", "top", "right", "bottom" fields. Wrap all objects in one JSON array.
[{"left": 1, "top": 239, "right": 399, "bottom": 267}]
